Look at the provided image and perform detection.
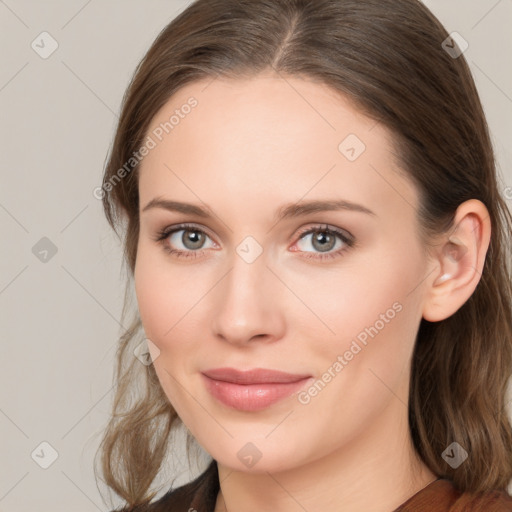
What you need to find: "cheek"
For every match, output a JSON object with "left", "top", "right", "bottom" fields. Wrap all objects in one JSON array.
[
  {"left": 133, "top": 247, "right": 198, "bottom": 410},
  {"left": 133, "top": 241, "right": 185, "bottom": 352},
  {"left": 134, "top": 242, "right": 190, "bottom": 339},
  {"left": 291, "top": 266, "right": 422, "bottom": 454},
  {"left": 133, "top": 242, "right": 214, "bottom": 361},
  {"left": 134, "top": 252, "right": 168, "bottom": 341},
  {"left": 308, "top": 241, "right": 426, "bottom": 383},
  {"left": 321, "top": 260, "right": 419, "bottom": 333}
]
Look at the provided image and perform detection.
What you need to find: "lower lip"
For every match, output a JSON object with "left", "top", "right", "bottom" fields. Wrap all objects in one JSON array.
[{"left": 202, "top": 374, "right": 311, "bottom": 411}]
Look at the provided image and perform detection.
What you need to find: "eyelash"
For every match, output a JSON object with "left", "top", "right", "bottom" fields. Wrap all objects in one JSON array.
[{"left": 153, "top": 223, "right": 355, "bottom": 262}]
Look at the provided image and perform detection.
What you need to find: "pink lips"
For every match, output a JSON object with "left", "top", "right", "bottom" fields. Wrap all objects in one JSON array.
[{"left": 201, "top": 368, "right": 312, "bottom": 411}]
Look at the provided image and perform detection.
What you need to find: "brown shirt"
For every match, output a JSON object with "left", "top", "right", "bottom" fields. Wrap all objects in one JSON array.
[{"left": 123, "top": 460, "right": 512, "bottom": 511}]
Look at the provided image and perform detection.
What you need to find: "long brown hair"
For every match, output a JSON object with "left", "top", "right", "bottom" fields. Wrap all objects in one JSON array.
[{"left": 96, "top": 0, "right": 512, "bottom": 507}]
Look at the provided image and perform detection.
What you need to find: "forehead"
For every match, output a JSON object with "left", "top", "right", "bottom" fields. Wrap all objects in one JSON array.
[
  {"left": 144, "top": 72, "right": 380, "bottom": 156},
  {"left": 139, "top": 73, "right": 418, "bottom": 223}
]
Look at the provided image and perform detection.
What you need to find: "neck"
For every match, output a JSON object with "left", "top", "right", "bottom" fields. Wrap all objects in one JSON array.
[{"left": 214, "top": 394, "right": 437, "bottom": 512}]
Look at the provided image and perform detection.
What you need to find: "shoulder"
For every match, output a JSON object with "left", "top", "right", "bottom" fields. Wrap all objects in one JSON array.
[
  {"left": 112, "top": 460, "right": 219, "bottom": 512},
  {"left": 450, "top": 487, "right": 512, "bottom": 511},
  {"left": 396, "top": 478, "right": 512, "bottom": 512}
]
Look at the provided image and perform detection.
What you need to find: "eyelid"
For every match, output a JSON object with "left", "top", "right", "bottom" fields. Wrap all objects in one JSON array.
[
  {"left": 155, "top": 222, "right": 217, "bottom": 243},
  {"left": 155, "top": 222, "right": 353, "bottom": 242},
  {"left": 294, "top": 223, "right": 354, "bottom": 243}
]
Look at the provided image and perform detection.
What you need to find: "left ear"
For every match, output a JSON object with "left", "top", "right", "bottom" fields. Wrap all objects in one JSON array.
[{"left": 422, "top": 199, "right": 491, "bottom": 322}]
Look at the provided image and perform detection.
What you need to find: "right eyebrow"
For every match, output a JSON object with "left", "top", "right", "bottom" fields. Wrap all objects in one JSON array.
[{"left": 141, "top": 198, "right": 211, "bottom": 217}]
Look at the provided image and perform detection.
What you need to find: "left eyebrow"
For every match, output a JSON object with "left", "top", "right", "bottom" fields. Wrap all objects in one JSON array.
[
  {"left": 141, "top": 197, "right": 376, "bottom": 220},
  {"left": 274, "top": 199, "right": 376, "bottom": 221}
]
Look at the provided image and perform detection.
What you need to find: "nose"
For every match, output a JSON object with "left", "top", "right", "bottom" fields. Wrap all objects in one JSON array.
[{"left": 210, "top": 247, "right": 286, "bottom": 346}]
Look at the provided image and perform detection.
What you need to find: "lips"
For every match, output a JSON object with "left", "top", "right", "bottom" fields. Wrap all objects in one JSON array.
[
  {"left": 202, "top": 367, "right": 311, "bottom": 384},
  {"left": 201, "top": 367, "right": 312, "bottom": 411}
]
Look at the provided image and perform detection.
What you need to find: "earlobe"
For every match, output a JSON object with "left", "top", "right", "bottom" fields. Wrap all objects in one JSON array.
[{"left": 422, "top": 200, "right": 491, "bottom": 322}]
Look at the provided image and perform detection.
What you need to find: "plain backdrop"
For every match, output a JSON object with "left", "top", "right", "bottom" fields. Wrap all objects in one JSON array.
[{"left": 1, "top": 1, "right": 511, "bottom": 510}]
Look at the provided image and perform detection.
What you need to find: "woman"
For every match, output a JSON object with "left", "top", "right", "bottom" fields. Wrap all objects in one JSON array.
[{"left": 96, "top": 0, "right": 512, "bottom": 510}]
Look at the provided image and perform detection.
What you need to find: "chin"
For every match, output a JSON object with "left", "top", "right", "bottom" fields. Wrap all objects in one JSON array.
[{"left": 197, "top": 433, "right": 309, "bottom": 474}]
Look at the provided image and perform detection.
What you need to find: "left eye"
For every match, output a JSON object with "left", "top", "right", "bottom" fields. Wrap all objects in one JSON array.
[
  {"left": 297, "top": 231, "right": 341, "bottom": 252},
  {"left": 293, "top": 225, "right": 353, "bottom": 257}
]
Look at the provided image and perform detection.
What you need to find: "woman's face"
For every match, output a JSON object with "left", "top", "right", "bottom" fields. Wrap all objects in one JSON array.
[{"left": 135, "top": 72, "right": 433, "bottom": 473}]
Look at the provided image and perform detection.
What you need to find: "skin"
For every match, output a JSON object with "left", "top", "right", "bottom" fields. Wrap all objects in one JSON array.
[{"left": 134, "top": 71, "right": 491, "bottom": 512}]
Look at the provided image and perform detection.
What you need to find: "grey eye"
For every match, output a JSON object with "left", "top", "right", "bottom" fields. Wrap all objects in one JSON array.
[
  {"left": 168, "top": 229, "right": 213, "bottom": 251},
  {"left": 297, "top": 230, "right": 345, "bottom": 253}
]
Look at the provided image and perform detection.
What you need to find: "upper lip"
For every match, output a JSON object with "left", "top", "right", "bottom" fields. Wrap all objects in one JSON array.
[{"left": 202, "top": 367, "right": 311, "bottom": 384}]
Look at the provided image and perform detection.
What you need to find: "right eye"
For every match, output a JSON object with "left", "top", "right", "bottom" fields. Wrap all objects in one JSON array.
[{"left": 155, "top": 223, "right": 218, "bottom": 259}]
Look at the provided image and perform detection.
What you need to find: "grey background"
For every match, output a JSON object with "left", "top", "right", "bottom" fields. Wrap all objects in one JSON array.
[{"left": 1, "top": 1, "right": 511, "bottom": 510}]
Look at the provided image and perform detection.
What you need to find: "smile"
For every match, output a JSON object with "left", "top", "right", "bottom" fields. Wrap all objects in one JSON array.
[{"left": 201, "top": 368, "right": 313, "bottom": 411}]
